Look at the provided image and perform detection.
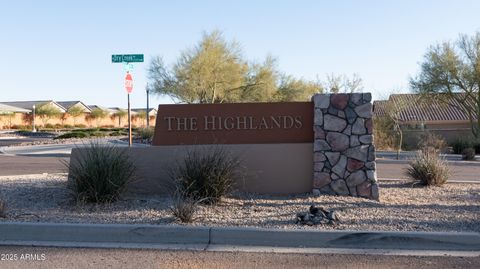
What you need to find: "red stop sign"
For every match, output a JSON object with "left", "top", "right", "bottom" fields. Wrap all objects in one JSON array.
[{"left": 125, "top": 72, "right": 133, "bottom": 94}]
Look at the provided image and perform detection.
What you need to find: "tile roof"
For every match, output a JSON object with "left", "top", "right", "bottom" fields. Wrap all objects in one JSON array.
[
  {"left": 57, "top": 101, "right": 91, "bottom": 112},
  {"left": 374, "top": 93, "right": 476, "bottom": 122},
  {"left": 0, "top": 103, "right": 32, "bottom": 113},
  {"left": 0, "top": 101, "right": 66, "bottom": 112}
]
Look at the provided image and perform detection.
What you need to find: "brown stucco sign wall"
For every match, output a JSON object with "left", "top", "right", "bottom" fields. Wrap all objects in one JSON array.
[{"left": 152, "top": 102, "right": 314, "bottom": 145}]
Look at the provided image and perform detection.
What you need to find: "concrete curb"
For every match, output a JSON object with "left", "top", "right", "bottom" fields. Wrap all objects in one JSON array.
[
  {"left": 0, "top": 222, "right": 479, "bottom": 252},
  {"left": 377, "top": 158, "right": 480, "bottom": 166}
]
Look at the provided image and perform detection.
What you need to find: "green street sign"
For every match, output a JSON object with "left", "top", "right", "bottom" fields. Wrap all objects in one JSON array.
[{"left": 112, "top": 54, "right": 144, "bottom": 63}]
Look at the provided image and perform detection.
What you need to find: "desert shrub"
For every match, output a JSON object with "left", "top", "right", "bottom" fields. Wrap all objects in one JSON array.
[
  {"left": 45, "top": 123, "right": 55, "bottom": 129},
  {"left": 0, "top": 197, "right": 6, "bottom": 218},
  {"left": 11, "top": 125, "right": 29, "bottom": 130},
  {"left": 169, "top": 187, "right": 203, "bottom": 223},
  {"left": 462, "top": 148, "right": 476, "bottom": 160},
  {"left": 451, "top": 138, "right": 473, "bottom": 154},
  {"left": 109, "top": 130, "right": 128, "bottom": 136},
  {"left": 90, "top": 131, "right": 106, "bottom": 137},
  {"left": 373, "top": 117, "right": 396, "bottom": 150},
  {"left": 170, "top": 147, "right": 241, "bottom": 205},
  {"left": 136, "top": 127, "right": 155, "bottom": 141},
  {"left": 67, "top": 142, "right": 136, "bottom": 203},
  {"left": 55, "top": 131, "right": 90, "bottom": 139},
  {"left": 417, "top": 132, "right": 447, "bottom": 153},
  {"left": 75, "top": 124, "right": 87, "bottom": 128},
  {"left": 406, "top": 151, "right": 450, "bottom": 186}
]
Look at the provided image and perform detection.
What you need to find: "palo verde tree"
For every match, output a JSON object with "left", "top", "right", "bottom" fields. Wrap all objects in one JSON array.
[
  {"left": 36, "top": 104, "right": 62, "bottom": 126},
  {"left": 148, "top": 30, "right": 322, "bottom": 103},
  {"left": 112, "top": 109, "right": 127, "bottom": 127},
  {"left": 410, "top": 32, "right": 480, "bottom": 139},
  {"left": 67, "top": 106, "right": 85, "bottom": 127},
  {"left": 89, "top": 108, "right": 109, "bottom": 127},
  {"left": 324, "top": 73, "right": 364, "bottom": 93}
]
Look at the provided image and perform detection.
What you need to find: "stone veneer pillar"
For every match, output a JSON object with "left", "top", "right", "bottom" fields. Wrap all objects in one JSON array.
[{"left": 312, "top": 93, "right": 379, "bottom": 200}]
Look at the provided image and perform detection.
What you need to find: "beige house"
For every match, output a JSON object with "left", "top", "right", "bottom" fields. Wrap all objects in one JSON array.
[
  {"left": 373, "top": 93, "right": 475, "bottom": 144},
  {"left": 0, "top": 100, "right": 157, "bottom": 129}
]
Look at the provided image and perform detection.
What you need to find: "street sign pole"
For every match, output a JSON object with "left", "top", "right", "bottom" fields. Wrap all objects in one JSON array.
[
  {"left": 128, "top": 93, "right": 132, "bottom": 147},
  {"left": 112, "top": 54, "right": 143, "bottom": 147},
  {"left": 146, "top": 86, "right": 150, "bottom": 128}
]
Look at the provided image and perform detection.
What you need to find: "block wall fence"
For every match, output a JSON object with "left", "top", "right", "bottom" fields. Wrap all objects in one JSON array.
[{"left": 312, "top": 93, "right": 379, "bottom": 200}]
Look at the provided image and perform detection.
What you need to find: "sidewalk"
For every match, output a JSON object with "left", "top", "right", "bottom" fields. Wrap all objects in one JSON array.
[{"left": 0, "top": 222, "right": 479, "bottom": 254}]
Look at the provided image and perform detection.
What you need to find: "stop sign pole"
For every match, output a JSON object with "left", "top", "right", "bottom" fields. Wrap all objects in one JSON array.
[
  {"left": 125, "top": 72, "right": 134, "bottom": 147},
  {"left": 111, "top": 54, "right": 144, "bottom": 148}
]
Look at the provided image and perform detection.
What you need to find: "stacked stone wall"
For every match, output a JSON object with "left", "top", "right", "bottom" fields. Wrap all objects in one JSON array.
[{"left": 312, "top": 93, "right": 379, "bottom": 200}]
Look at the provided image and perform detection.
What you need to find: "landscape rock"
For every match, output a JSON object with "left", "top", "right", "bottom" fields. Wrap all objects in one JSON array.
[
  {"left": 323, "top": 114, "right": 347, "bottom": 132},
  {"left": 346, "top": 170, "right": 367, "bottom": 187},
  {"left": 314, "top": 126, "right": 326, "bottom": 139},
  {"left": 344, "top": 145, "right": 369, "bottom": 161},
  {"left": 326, "top": 132, "right": 350, "bottom": 152},
  {"left": 314, "top": 162, "right": 325, "bottom": 172},
  {"left": 314, "top": 140, "right": 331, "bottom": 151},
  {"left": 342, "top": 125, "right": 352, "bottom": 135},
  {"left": 350, "top": 135, "right": 360, "bottom": 147},
  {"left": 365, "top": 119, "right": 373, "bottom": 134},
  {"left": 350, "top": 93, "right": 363, "bottom": 105},
  {"left": 347, "top": 158, "right": 364, "bottom": 171},
  {"left": 356, "top": 181, "right": 372, "bottom": 198},
  {"left": 320, "top": 184, "right": 336, "bottom": 195},
  {"left": 363, "top": 93, "right": 372, "bottom": 103},
  {"left": 314, "top": 109, "right": 323, "bottom": 126},
  {"left": 371, "top": 183, "right": 380, "bottom": 201},
  {"left": 330, "top": 179, "right": 349, "bottom": 195},
  {"left": 366, "top": 170, "right": 376, "bottom": 181},
  {"left": 359, "top": 135, "right": 373, "bottom": 144},
  {"left": 365, "top": 161, "right": 376, "bottom": 170},
  {"left": 325, "top": 152, "right": 340, "bottom": 166},
  {"left": 348, "top": 185, "right": 358, "bottom": 197},
  {"left": 313, "top": 172, "right": 331, "bottom": 188},
  {"left": 368, "top": 145, "right": 376, "bottom": 161},
  {"left": 314, "top": 95, "right": 330, "bottom": 108},
  {"left": 345, "top": 107, "right": 357, "bottom": 124},
  {"left": 331, "top": 94, "right": 349, "bottom": 110},
  {"left": 331, "top": 155, "right": 347, "bottom": 178},
  {"left": 312, "top": 188, "right": 321, "bottom": 196},
  {"left": 314, "top": 152, "right": 327, "bottom": 162},
  {"left": 354, "top": 103, "right": 373, "bottom": 118},
  {"left": 352, "top": 118, "right": 366, "bottom": 135}
]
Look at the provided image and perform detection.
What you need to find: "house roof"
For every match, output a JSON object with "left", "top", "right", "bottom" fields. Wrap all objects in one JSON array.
[
  {"left": 131, "top": 108, "right": 157, "bottom": 116},
  {"left": 57, "top": 101, "right": 91, "bottom": 112},
  {"left": 0, "top": 103, "right": 32, "bottom": 114},
  {"left": 372, "top": 100, "right": 388, "bottom": 118},
  {"left": 0, "top": 101, "right": 66, "bottom": 112},
  {"left": 374, "top": 93, "right": 476, "bottom": 122}
]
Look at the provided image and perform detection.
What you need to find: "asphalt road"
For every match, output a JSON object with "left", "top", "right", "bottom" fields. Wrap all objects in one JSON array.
[
  {"left": 0, "top": 154, "right": 478, "bottom": 182},
  {"left": 0, "top": 246, "right": 478, "bottom": 269},
  {"left": 0, "top": 155, "right": 68, "bottom": 176}
]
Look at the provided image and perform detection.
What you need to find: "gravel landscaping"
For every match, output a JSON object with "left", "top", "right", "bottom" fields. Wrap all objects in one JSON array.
[{"left": 0, "top": 173, "right": 479, "bottom": 232}]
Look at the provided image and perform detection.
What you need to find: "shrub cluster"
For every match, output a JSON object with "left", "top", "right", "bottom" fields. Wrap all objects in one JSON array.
[
  {"left": 462, "top": 148, "right": 476, "bottom": 160},
  {"left": 451, "top": 138, "right": 480, "bottom": 154},
  {"left": 168, "top": 147, "right": 241, "bottom": 222},
  {"left": 406, "top": 150, "right": 450, "bottom": 186},
  {"left": 135, "top": 127, "right": 155, "bottom": 141},
  {"left": 67, "top": 142, "right": 135, "bottom": 203},
  {"left": 170, "top": 147, "right": 241, "bottom": 205},
  {"left": 55, "top": 131, "right": 90, "bottom": 139}
]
